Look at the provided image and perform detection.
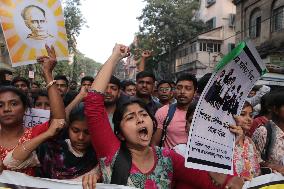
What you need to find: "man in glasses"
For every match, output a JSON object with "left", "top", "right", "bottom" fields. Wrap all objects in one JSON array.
[
  {"left": 157, "top": 80, "right": 176, "bottom": 106},
  {"left": 152, "top": 74, "right": 197, "bottom": 149}
]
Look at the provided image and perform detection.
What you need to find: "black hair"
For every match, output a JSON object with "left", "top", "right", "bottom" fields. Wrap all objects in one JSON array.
[
  {"left": 69, "top": 103, "right": 86, "bottom": 124},
  {"left": 109, "top": 75, "right": 121, "bottom": 89},
  {"left": 271, "top": 90, "right": 284, "bottom": 122},
  {"left": 257, "top": 93, "right": 274, "bottom": 117},
  {"left": 186, "top": 101, "right": 198, "bottom": 121},
  {"left": 197, "top": 73, "right": 211, "bottom": 94},
  {"left": 157, "top": 80, "right": 174, "bottom": 89},
  {"left": 11, "top": 76, "right": 30, "bottom": 88},
  {"left": 176, "top": 73, "right": 198, "bottom": 90},
  {"left": 243, "top": 101, "right": 253, "bottom": 109},
  {"left": 136, "top": 71, "right": 155, "bottom": 81},
  {"left": 111, "top": 98, "right": 157, "bottom": 185},
  {"left": 32, "top": 82, "right": 40, "bottom": 88},
  {"left": 112, "top": 98, "right": 157, "bottom": 137},
  {"left": 121, "top": 80, "right": 136, "bottom": 91},
  {"left": 0, "top": 86, "right": 31, "bottom": 109},
  {"left": 272, "top": 90, "right": 284, "bottom": 109},
  {"left": 251, "top": 86, "right": 259, "bottom": 92},
  {"left": 33, "top": 90, "right": 48, "bottom": 104},
  {"left": 0, "top": 69, "right": 12, "bottom": 86},
  {"left": 54, "top": 75, "right": 69, "bottom": 86},
  {"left": 81, "top": 76, "right": 94, "bottom": 85}
]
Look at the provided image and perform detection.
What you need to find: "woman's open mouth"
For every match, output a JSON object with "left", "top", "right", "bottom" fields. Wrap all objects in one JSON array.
[{"left": 138, "top": 127, "right": 149, "bottom": 141}]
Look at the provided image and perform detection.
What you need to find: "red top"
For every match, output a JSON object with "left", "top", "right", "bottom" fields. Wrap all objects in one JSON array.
[
  {"left": 0, "top": 122, "right": 49, "bottom": 176},
  {"left": 84, "top": 92, "right": 231, "bottom": 189},
  {"left": 247, "top": 116, "right": 268, "bottom": 137}
]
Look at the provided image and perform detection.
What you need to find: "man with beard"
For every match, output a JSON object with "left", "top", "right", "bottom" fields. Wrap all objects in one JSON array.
[
  {"left": 135, "top": 71, "right": 161, "bottom": 116},
  {"left": 157, "top": 80, "right": 176, "bottom": 106},
  {"left": 54, "top": 75, "right": 77, "bottom": 107},
  {"left": 104, "top": 75, "right": 121, "bottom": 131},
  {"left": 151, "top": 74, "right": 197, "bottom": 149}
]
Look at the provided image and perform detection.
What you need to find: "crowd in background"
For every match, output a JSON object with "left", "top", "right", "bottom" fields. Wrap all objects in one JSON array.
[{"left": 0, "top": 44, "right": 283, "bottom": 189}]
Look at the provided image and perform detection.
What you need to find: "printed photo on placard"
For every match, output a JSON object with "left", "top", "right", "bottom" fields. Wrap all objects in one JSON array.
[
  {"left": 185, "top": 41, "right": 267, "bottom": 174},
  {"left": 0, "top": 0, "right": 69, "bottom": 67}
]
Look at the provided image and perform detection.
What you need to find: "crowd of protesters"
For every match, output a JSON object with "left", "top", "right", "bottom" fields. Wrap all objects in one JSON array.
[{"left": 0, "top": 44, "right": 283, "bottom": 189}]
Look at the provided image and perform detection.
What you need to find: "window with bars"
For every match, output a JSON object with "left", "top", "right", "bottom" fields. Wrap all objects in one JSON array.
[
  {"left": 199, "top": 42, "right": 221, "bottom": 52},
  {"left": 272, "top": 6, "right": 284, "bottom": 32}
]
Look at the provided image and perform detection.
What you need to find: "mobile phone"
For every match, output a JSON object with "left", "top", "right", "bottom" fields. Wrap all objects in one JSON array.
[{"left": 260, "top": 167, "right": 272, "bottom": 175}]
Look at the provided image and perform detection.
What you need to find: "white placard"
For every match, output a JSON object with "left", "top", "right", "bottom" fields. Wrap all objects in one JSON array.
[
  {"left": 242, "top": 173, "right": 284, "bottom": 189},
  {"left": 0, "top": 170, "right": 137, "bottom": 189},
  {"left": 185, "top": 41, "right": 267, "bottom": 174},
  {"left": 28, "top": 71, "right": 34, "bottom": 79},
  {"left": 0, "top": 0, "right": 69, "bottom": 67},
  {"left": 23, "top": 108, "right": 50, "bottom": 128}
]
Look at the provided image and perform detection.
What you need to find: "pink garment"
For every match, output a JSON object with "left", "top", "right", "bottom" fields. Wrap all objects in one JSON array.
[
  {"left": 156, "top": 105, "right": 188, "bottom": 149},
  {"left": 84, "top": 92, "right": 223, "bottom": 189}
]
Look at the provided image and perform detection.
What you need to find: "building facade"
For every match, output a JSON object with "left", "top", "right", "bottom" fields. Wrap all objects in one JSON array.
[
  {"left": 163, "top": 0, "right": 237, "bottom": 78},
  {"left": 233, "top": 0, "right": 284, "bottom": 75}
]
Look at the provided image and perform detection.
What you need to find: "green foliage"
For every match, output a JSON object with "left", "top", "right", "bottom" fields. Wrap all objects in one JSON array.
[
  {"left": 63, "top": 0, "right": 86, "bottom": 52},
  {"left": 136, "top": 0, "right": 207, "bottom": 60},
  {"left": 13, "top": 0, "right": 101, "bottom": 85},
  {"left": 13, "top": 52, "right": 101, "bottom": 85},
  {"left": 72, "top": 52, "right": 102, "bottom": 81}
]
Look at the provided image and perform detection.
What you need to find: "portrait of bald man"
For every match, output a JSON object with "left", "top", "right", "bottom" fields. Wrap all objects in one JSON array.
[{"left": 21, "top": 5, "right": 54, "bottom": 40}]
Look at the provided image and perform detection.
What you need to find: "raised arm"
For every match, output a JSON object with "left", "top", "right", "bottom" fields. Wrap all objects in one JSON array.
[
  {"left": 247, "top": 85, "right": 270, "bottom": 107},
  {"left": 84, "top": 44, "right": 130, "bottom": 158},
  {"left": 65, "top": 86, "right": 88, "bottom": 123},
  {"left": 91, "top": 44, "right": 129, "bottom": 93},
  {"left": 37, "top": 45, "right": 65, "bottom": 120},
  {"left": 137, "top": 50, "right": 151, "bottom": 72}
]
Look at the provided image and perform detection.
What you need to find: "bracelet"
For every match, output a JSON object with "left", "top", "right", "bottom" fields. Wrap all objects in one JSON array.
[
  {"left": 89, "top": 89, "right": 105, "bottom": 96},
  {"left": 46, "top": 80, "right": 56, "bottom": 89}
]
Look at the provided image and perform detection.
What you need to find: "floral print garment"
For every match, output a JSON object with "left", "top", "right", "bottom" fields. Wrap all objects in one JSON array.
[
  {"left": 252, "top": 120, "right": 284, "bottom": 165},
  {"left": 233, "top": 137, "right": 260, "bottom": 180},
  {"left": 0, "top": 122, "right": 48, "bottom": 176},
  {"left": 36, "top": 139, "right": 97, "bottom": 179},
  {"left": 99, "top": 146, "right": 173, "bottom": 189},
  {"left": 0, "top": 129, "right": 35, "bottom": 176}
]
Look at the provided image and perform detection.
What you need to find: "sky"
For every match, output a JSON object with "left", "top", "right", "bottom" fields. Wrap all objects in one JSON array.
[{"left": 77, "top": 0, "right": 146, "bottom": 64}]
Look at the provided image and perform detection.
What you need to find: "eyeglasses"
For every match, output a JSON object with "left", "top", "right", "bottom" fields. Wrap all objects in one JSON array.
[{"left": 158, "top": 87, "right": 171, "bottom": 92}]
